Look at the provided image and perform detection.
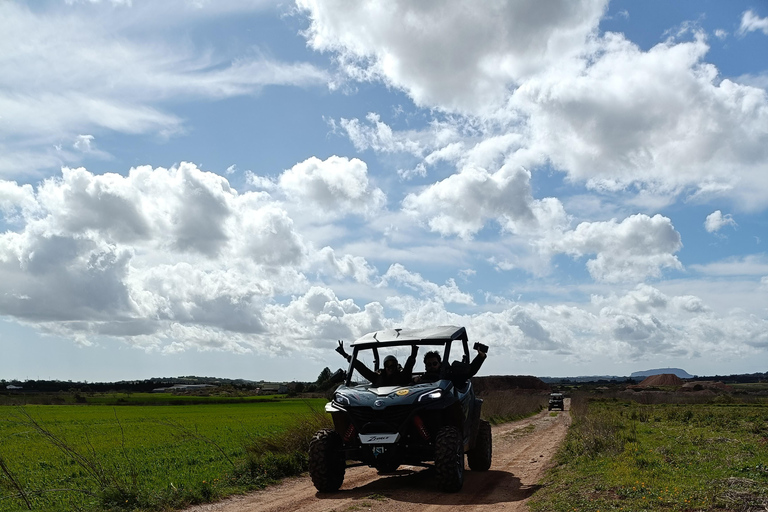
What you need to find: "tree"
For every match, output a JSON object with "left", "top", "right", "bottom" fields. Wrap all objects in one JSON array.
[{"left": 316, "top": 367, "right": 332, "bottom": 385}]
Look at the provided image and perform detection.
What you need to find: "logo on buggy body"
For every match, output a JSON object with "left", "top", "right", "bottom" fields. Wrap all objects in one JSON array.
[
  {"left": 359, "top": 433, "right": 400, "bottom": 444},
  {"left": 396, "top": 389, "right": 409, "bottom": 396}
]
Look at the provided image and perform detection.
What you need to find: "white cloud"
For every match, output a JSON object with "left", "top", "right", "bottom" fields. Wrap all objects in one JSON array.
[
  {"left": 339, "top": 113, "right": 431, "bottom": 155},
  {"left": 0, "top": 163, "right": 315, "bottom": 340},
  {"left": 690, "top": 254, "right": 768, "bottom": 276},
  {"left": 514, "top": 32, "right": 768, "bottom": 210},
  {"left": 0, "top": 2, "right": 328, "bottom": 177},
  {"left": 551, "top": 214, "right": 682, "bottom": 283},
  {"left": 308, "top": 2, "right": 768, "bottom": 211},
  {"left": 704, "top": 210, "right": 737, "bottom": 233},
  {"left": 402, "top": 164, "right": 568, "bottom": 240},
  {"left": 383, "top": 284, "right": 768, "bottom": 361},
  {"left": 739, "top": 10, "right": 768, "bottom": 36},
  {"left": 714, "top": 29, "right": 727, "bottom": 40},
  {"left": 0, "top": 181, "right": 38, "bottom": 220},
  {"left": 312, "top": 246, "right": 377, "bottom": 284},
  {"left": 297, "top": 0, "right": 608, "bottom": 114},
  {"left": 278, "top": 156, "right": 387, "bottom": 218},
  {"left": 73, "top": 135, "right": 95, "bottom": 152},
  {"left": 381, "top": 264, "right": 475, "bottom": 305}
]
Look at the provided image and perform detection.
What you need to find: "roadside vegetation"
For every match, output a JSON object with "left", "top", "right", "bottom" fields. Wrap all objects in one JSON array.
[{"left": 529, "top": 390, "right": 768, "bottom": 512}]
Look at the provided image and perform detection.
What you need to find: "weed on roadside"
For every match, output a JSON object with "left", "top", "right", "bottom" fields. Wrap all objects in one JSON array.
[{"left": 529, "top": 393, "right": 768, "bottom": 512}]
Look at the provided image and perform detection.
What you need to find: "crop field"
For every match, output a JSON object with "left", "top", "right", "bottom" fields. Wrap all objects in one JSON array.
[
  {"left": 529, "top": 394, "right": 768, "bottom": 512},
  {"left": 0, "top": 397, "right": 326, "bottom": 511}
]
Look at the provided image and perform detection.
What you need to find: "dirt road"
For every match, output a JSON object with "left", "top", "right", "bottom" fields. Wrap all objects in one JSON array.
[{"left": 185, "top": 404, "right": 570, "bottom": 512}]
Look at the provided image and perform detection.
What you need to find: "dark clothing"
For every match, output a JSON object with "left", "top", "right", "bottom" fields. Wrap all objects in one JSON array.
[
  {"left": 353, "top": 354, "right": 416, "bottom": 387},
  {"left": 416, "top": 352, "right": 486, "bottom": 384}
]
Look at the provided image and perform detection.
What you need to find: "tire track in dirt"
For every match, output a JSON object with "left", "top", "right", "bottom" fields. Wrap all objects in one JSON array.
[{"left": 183, "top": 400, "right": 571, "bottom": 512}]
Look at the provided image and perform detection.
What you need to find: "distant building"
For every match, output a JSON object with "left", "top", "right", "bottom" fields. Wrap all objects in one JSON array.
[
  {"left": 6, "top": 385, "right": 22, "bottom": 390},
  {"left": 258, "top": 384, "right": 289, "bottom": 395}
]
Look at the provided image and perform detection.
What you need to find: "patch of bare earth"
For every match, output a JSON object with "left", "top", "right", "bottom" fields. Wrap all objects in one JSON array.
[{"left": 183, "top": 400, "right": 571, "bottom": 512}]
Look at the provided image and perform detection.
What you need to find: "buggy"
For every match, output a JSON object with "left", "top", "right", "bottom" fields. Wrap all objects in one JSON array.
[
  {"left": 548, "top": 392, "right": 564, "bottom": 411},
  {"left": 308, "top": 326, "right": 491, "bottom": 493}
]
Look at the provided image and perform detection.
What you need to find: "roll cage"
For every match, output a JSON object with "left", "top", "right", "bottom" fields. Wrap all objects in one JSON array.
[{"left": 343, "top": 326, "right": 470, "bottom": 387}]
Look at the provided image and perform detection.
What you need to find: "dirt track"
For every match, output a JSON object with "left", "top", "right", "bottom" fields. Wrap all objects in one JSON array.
[{"left": 184, "top": 402, "right": 570, "bottom": 512}]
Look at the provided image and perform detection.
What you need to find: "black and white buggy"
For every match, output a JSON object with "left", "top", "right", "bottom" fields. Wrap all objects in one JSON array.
[{"left": 309, "top": 326, "right": 492, "bottom": 493}]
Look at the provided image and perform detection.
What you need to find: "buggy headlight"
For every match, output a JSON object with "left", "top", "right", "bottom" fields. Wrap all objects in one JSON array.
[
  {"left": 418, "top": 389, "right": 443, "bottom": 402},
  {"left": 334, "top": 393, "right": 350, "bottom": 406}
]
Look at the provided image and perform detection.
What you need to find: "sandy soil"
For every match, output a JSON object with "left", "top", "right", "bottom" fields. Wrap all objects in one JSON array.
[{"left": 184, "top": 400, "right": 571, "bottom": 512}]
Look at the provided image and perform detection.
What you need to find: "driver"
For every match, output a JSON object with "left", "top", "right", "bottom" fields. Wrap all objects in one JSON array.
[{"left": 336, "top": 340, "right": 418, "bottom": 387}]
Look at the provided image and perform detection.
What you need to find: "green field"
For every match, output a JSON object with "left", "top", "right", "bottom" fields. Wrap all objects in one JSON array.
[
  {"left": 0, "top": 397, "right": 326, "bottom": 511},
  {"left": 529, "top": 395, "right": 768, "bottom": 512}
]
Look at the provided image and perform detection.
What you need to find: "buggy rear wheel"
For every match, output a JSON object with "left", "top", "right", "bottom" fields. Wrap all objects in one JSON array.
[{"left": 467, "top": 419, "right": 492, "bottom": 471}]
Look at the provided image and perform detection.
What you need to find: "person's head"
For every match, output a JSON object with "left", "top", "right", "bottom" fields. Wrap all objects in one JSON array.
[
  {"left": 383, "top": 355, "right": 399, "bottom": 374},
  {"left": 423, "top": 351, "right": 441, "bottom": 372}
]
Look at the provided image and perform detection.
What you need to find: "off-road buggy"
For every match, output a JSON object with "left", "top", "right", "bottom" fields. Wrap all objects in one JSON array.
[
  {"left": 308, "top": 326, "right": 491, "bottom": 493},
  {"left": 548, "top": 392, "right": 564, "bottom": 411}
]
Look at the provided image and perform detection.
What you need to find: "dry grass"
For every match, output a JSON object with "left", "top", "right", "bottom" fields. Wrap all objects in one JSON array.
[{"left": 478, "top": 390, "right": 548, "bottom": 424}]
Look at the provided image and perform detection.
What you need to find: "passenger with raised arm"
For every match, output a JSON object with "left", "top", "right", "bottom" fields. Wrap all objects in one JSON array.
[{"left": 335, "top": 340, "right": 418, "bottom": 387}]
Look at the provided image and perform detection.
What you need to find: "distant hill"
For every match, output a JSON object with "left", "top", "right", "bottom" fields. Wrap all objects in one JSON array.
[{"left": 630, "top": 368, "right": 693, "bottom": 379}]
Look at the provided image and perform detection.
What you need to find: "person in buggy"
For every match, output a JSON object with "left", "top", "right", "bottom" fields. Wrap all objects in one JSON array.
[
  {"left": 336, "top": 341, "right": 418, "bottom": 387},
  {"left": 412, "top": 345, "right": 487, "bottom": 384}
]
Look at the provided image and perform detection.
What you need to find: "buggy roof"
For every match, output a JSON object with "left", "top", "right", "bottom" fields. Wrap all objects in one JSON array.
[{"left": 350, "top": 325, "right": 467, "bottom": 348}]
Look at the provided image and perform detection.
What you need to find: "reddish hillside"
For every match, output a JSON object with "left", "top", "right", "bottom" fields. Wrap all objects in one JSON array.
[
  {"left": 472, "top": 375, "right": 550, "bottom": 393},
  {"left": 638, "top": 373, "right": 684, "bottom": 387}
]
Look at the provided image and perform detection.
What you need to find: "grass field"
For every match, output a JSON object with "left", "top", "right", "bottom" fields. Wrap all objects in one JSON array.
[
  {"left": 0, "top": 398, "right": 327, "bottom": 511},
  {"left": 529, "top": 394, "right": 768, "bottom": 512}
]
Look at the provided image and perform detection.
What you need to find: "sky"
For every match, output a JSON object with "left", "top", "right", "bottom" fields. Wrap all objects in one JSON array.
[{"left": 1, "top": 0, "right": 767, "bottom": 383}]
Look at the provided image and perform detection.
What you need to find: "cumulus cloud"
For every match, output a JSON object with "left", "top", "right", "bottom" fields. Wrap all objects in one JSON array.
[
  {"left": 312, "top": 246, "right": 377, "bottom": 284},
  {"left": 402, "top": 164, "right": 568, "bottom": 240},
  {"left": 739, "top": 10, "right": 768, "bottom": 36},
  {"left": 0, "top": 163, "right": 317, "bottom": 344},
  {"left": 297, "top": 0, "right": 607, "bottom": 114},
  {"left": 2, "top": 160, "right": 764, "bottom": 365},
  {"left": 381, "top": 264, "right": 475, "bottom": 305},
  {"left": 704, "top": 210, "right": 737, "bottom": 233},
  {"left": 277, "top": 156, "right": 387, "bottom": 218},
  {"left": 304, "top": 3, "right": 768, "bottom": 211},
  {"left": 384, "top": 284, "right": 767, "bottom": 362},
  {"left": 514, "top": 32, "right": 768, "bottom": 209},
  {"left": 551, "top": 214, "right": 683, "bottom": 283}
]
